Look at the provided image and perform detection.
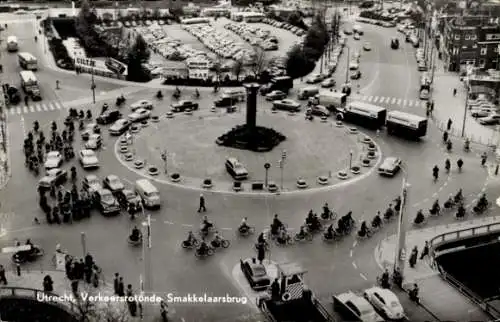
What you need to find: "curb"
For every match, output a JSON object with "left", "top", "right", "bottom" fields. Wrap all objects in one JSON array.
[{"left": 0, "top": 106, "right": 12, "bottom": 191}]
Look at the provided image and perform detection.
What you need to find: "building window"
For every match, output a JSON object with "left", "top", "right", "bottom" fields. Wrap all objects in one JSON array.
[
  {"left": 471, "top": 34, "right": 477, "bottom": 40},
  {"left": 455, "top": 34, "right": 461, "bottom": 40},
  {"left": 481, "top": 47, "right": 487, "bottom": 55},
  {"left": 465, "top": 34, "right": 471, "bottom": 40},
  {"left": 479, "top": 59, "right": 485, "bottom": 68}
]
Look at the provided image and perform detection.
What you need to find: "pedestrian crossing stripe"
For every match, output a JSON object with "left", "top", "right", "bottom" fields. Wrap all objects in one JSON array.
[
  {"left": 29, "top": 106, "right": 35, "bottom": 113},
  {"left": 408, "top": 101, "right": 413, "bottom": 107},
  {"left": 7, "top": 101, "right": 64, "bottom": 115},
  {"left": 23, "top": 106, "right": 28, "bottom": 114}
]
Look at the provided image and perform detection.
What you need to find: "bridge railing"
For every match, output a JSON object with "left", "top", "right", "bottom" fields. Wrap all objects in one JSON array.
[{"left": 0, "top": 286, "right": 80, "bottom": 317}]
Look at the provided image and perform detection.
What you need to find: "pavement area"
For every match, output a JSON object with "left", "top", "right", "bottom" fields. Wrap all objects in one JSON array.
[{"left": 375, "top": 217, "right": 499, "bottom": 321}]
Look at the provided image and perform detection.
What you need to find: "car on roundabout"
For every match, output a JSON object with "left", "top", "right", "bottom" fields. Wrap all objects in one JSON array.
[
  {"left": 79, "top": 149, "right": 99, "bottom": 169},
  {"left": 84, "top": 134, "right": 102, "bottom": 150},
  {"left": 272, "top": 99, "right": 301, "bottom": 112},
  {"left": 116, "top": 189, "right": 142, "bottom": 209},
  {"left": 128, "top": 108, "right": 151, "bottom": 122},
  {"left": 471, "top": 107, "right": 497, "bottom": 118},
  {"left": 479, "top": 113, "right": 500, "bottom": 125},
  {"left": 225, "top": 157, "right": 249, "bottom": 180},
  {"left": 97, "top": 110, "right": 122, "bottom": 125},
  {"left": 363, "top": 287, "right": 404, "bottom": 320},
  {"left": 306, "top": 73, "right": 324, "bottom": 84},
  {"left": 103, "top": 175, "right": 125, "bottom": 194},
  {"left": 130, "top": 99, "right": 154, "bottom": 111},
  {"left": 378, "top": 157, "right": 401, "bottom": 177},
  {"left": 307, "top": 105, "right": 330, "bottom": 117},
  {"left": 12, "top": 244, "right": 45, "bottom": 264},
  {"left": 82, "top": 174, "right": 102, "bottom": 194},
  {"left": 38, "top": 168, "right": 67, "bottom": 190},
  {"left": 239, "top": 258, "right": 271, "bottom": 291},
  {"left": 265, "top": 90, "right": 287, "bottom": 101},
  {"left": 81, "top": 123, "right": 100, "bottom": 141},
  {"left": 109, "top": 118, "right": 131, "bottom": 136},
  {"left": 44, "top": 151, "right": 63, "bottom": 169}
]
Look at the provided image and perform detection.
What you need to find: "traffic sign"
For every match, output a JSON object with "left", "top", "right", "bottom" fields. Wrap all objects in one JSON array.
[
  {"left": 282, "top": 150, "right": 287, "bottom": 160},
  {"left": 161, "top": 152, "right": 167, "bottom": 161},
  {"left": 264, "top": 162, "right": 270, "bottom": 169}
]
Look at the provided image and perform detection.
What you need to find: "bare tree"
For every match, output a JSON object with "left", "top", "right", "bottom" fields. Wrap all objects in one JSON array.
[
  {"left": 212, "top": 59, "right": 223, "bottom": 82},
  {"left": 232, "top": 59, "right": 245, "bottom": 81},
  {"left": 249, "top": 46, "right": 267, "bottom": 77}
]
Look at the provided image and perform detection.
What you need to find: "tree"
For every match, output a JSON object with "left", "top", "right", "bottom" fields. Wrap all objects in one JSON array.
[
  {"left": 73, "top": 283, "right": 131, "bottom": 322},
  {"left": 232, "top": 59, "right": 245, "bottom": 81},
  {"left": 249, "top": 46, "right": 267, "bottom": 77},
  {"left": 75, "top": 0, "right": 97, "bottom": 41},
  {"left": 286, "top": 44, "right": 315, "bottom": 79},
  {"left": 126, "top": 34, "right": 151, "bottom": 82},
  {"left": 212, "top": 60, "right": 223, "bottom": 82}
]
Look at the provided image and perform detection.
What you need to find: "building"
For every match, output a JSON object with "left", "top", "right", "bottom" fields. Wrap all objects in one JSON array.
[{"left": 440, "top": 15, "right": 500, "bottom": 72}]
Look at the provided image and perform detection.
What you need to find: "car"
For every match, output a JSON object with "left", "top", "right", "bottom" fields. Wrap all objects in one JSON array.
[
  {"left": 225, "top": 157, "right": 249, "bottom": 180},
  {"left": 44, "top": 151, "right": 63, "bottom": 169},
  {"left": 354, "top": 33, "right": 361, "bottom": 40},
  {"left": 214, "top": 95, "right": 236, "bottom": 107},
  {"left": 364, "top": 287, "right": 404, "bottom": 320},
  {"left": 479, "top": 114, "right": 500, "bottom": 125},
  {"left": 334, "top": 291, "right": 384, "bottom": 322},
  {"left": 130, "top": 99, "right": 154, "bottom": 111},
  {"left": 93, "top": 189, "right": 120, "bottom": 215},
  {"left": 265, "top": 90, "right": 287, "bottom": 101},
  {"left": 38, "top": 168, "right": 67, "bottom": 189},
  {"left": 471, "top": 109, "right": 495, "bottom": 118},
  {"left": 418, "top": 63, "right": 427, "bottom": 71},
  {"left": 239, "top": 258, "right": 271, "bottom": 290},
  {"left": 378, "top": 157, "right": 401, "bottom": 177},
  {"left": 350, "top": 70, "right": 361, "bottom": 80},
  {"left": 116, "top": 189, "right": 142, "bottom": 209},
  {"left": 344, "top": 28, "right": 353, "bottom": 35},
  {"left": 419, "top": 89, "right": 430, "bottom": 100},
  {"left": 349, "top": 62, "right": 359, "bottom": 70},
  {"left": 363, "top": 42, "right": 371, "bottom": 51},
  {"left": 171, "top": 100, "right": 199, "bottom": 112},
  {"left": 128, "top": 108, "right": 151, "bottom": 122},
  {"left": 79, "top": 149, "right": 100, "bottom": 169},
  {"left": 82, "top": 174, "right": 102, "bottom": 194},
  {"left": 272, "top": 99, "right": 301, "bottom": 112},
  {"left": 307, "top": 105, "right": 330, "bottom": 117},
  {"left": 321, "top": 78, "right": 336, "bottom": 88},
  {"left": 84, "top": 134, "right": 102, "bottom": 150},
  {"left": 109, "top": 119, "right": 131, "bottom": 136},
  {"left": 103, "top": 175, "right": 125, "bottom": 193},
  {"left": 306, "top": 74, "right": 324, "bottom": 84},
  {"left": 96, "top": 110, "right": 122, "bottom": 125},
  {"left": 81, "top": 123, "right": 100, "bottom": 140}
]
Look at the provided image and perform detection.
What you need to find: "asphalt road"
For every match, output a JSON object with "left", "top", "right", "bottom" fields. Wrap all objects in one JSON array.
[{"left": 0, "top": 18, "right": 497, "bottom": 322}]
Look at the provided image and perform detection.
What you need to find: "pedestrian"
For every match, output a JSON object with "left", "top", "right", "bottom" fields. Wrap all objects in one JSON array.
[
  {"left": 113, "top": 273, "right": 120, "bottom": 295},
  {"left": 409, "top": 246, "right": 418, "bottom": 268},
  {"left": 257, "top": 244, "right": 265, "bottom": 264},
  {"left": 126, "top": 284, "right": 137, "bottom": 316},
  {"left": 24, "top": 96, "right": 29, "bottom": 106},
  {"left": 84, "top": 253, "right": 93, "bottom": 270},
  {"left": 443, "top": 131, "right": 448, "bottom": 143},
  {"left": 43, "top": 275, "right": 53, "bottom": 292},
  {"left": 0, "top": 265, "right": 7, "bottom": 285},
  {"left": 447, "top": 118, "right": 452, "bottom": 131},
  {"left": 420, "top": 241, "right": 429, "bottom": 260},
  {"left": 160, "top": 301, "right": 168, "bottom": 322},
  {"left": 71, "top": 279, "right": 79, "bottom": 295},
  {"left": 92, "top": 265, "right": 100, "bottom": 287},
  {"left": 78, "top": 259, "right": 85, "bottom": 280},
  {"left": 271, "top": 278, "right": 280, "bottom": 301},
  {"left": 198, "top": 193, "right": 206, "bottom": 213},
  {"left": 117, "top": 277, "right": 125, "bottom": 296}
]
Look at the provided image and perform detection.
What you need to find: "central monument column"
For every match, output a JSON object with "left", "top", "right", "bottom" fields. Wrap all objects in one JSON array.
[{"left": 244, "top": 83, "right": 260, "bottom": 131}]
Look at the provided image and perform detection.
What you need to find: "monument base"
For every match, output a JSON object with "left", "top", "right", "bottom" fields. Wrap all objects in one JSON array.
[{"left": 216, "top": 124, "right": 286, "bottom": 152}]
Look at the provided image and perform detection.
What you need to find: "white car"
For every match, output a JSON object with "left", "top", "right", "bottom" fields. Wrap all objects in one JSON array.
[
  {"left": 335, "top": 291, "right": 384, "bottom": 322},
  {"left": 44, "top": 151, "right": 63, "bottom": 169},
  {"left": 79, "top": 149, "right": 100, "bottom": 169},
  {"left": 364, "top": 287, "right": 404, "bottom": 320},
  {"left": 84, "top": 134, "right": 102, "bottom": 150},
  {"left": 354, "top": 33, "right": 361, "bottom": 40},
  {"left": 128, "top": 108, "right": 151, "bottom": 122},
  {"left": 306, "top": 74, "right": 323, "bottom": 84},
  {"left": 130, "top": 99, "right": 154, "bottom": 111},
  {"left": 363, "top": 42, "right": 371, "bottom": 51},
  {"left": 349, "top": 62, "right": 359, "bottom": 70},
  {"left": 109, "top": 118, "right": 131, "bottom": 136}
]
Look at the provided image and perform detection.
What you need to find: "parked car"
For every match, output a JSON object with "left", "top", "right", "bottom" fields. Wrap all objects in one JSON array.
[
  {"left": 272, "top": 99, "right": 301, "bottom": 112},
  {"left": 79, "top": 149, "right": 100, "bottom": 169},
  {"left": 103, "top": 175, "right": 125, "bottom": 193},
  {"left": 128, "top": 108, "right": 151, "bottom": 122},
  {"left": 93, "top": 189, "right": 120, "bottom": 215},
  {"left": 109, "top": 119, "right": 131, "bottom": 136},
  {"left": 44, "top": 151, "right": 63, "bottom": 169},
  {"left": 239, "top": 258, "right": 271, "bottom": 290},
  {"left": 334, "top": 291, "right": 384, "bottom": 322},
  {"left": 349, "top": 62, "right": 359, "bottom": 70},
  {"left": 265, "top": 90, "right": 287, "bottom": 101},
  {"left": 378, "top": 157, "right": 401, "bottom": 177},
  {"left": 354, "top": 33, "right": 361, "bottom": 40},
  {"left": 351, "top": 70, "right": 361, "bottom": 80},
  {"left": 38, "top": 168, "right": 67, "bottom": 189},
  {"left": 364, "top": 287, "right": 404, "bottom": 320},
  {"left": 225, "top": 157, "right": 249, "bottom": 180},
  {"left": 97, "top": 110, "right": 122, "bottom": 125},
  {"left": 321, "top": 78, "right": 336, "bottom": 88},
  {"left": 82, "top": 174, "right": 102, "bottom": 194},
  {"left": 116, "top": 189, "right": 142, "bottom": 209},
  {"left": 418, "top": 63, "right": 427, "bottom": 71},
  {"left": 479, "top": 113, "right": 500, "bottom": 125},
  {"left": 130, "top": 99, "right": 154, "bottom": 111}
]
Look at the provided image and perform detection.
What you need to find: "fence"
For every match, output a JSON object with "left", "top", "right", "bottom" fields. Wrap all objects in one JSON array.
[
  {"left": 77, "top": 65, "right": 126, "bottom": 80},
  {"left": 429, "top": 222, "right": 500, "bottom": 320},
  {"left": 434, "top": 119, "right": 499, "bottom": 150}
]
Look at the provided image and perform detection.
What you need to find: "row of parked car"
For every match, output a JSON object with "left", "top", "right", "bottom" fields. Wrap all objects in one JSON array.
[
  {"left": 468, "top": 96, "right": 500, "bottom": 125},
  {"left": 182, "top": 23, "right": 255, "bottom": 63},
  {"left": 224, "top": 22, "right": 278, "bottom": 51},
  {"left": 261, "top": 18, "right": 307, "bottom": 37},
  {"left": 123, "top": 19, "right": 168, "bottom": 28},
  {"left": 134, "top": 26, "right": 208, "bottom": 62}
]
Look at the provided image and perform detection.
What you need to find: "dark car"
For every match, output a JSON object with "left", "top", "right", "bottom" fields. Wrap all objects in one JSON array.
[
  {"left": 103, "top": 175, "right": 125, "bottom": 193},
  {"left": 93, "top": 189, "right": 120, "bottom": 215},
  {"left": 240, "top": 258, "right": 271, "bottom": 290},
  {"left": 109, "top": 119, "right": 131, "bottom": 136},
  {"left": 171, "top": 100, "right": 199, "bottom": 112},
  {"left": 38, "top": 168, "right": 67, "bottom": 190},
  {"left": 116, "top": 189, "right": 142, "bottom": 209},
  {"left": 97, "top": 110, "right": 122, "bottom": 125},
  {"left": 214, "top": 96, "right": 236, "bottom": 107}
]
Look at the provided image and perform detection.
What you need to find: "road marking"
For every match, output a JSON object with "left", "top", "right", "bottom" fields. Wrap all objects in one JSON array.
[
  {"left": 48, "top": 103, "right": 55, "bottom": 111},
  {"left": 353, "top": 241, "right": 357, "bottom": 248},
  {"left": 408, "top": 101, "right": 413, "bottom": 107},
  {"left": 367, "top": 96, "right": 373, "bottom": 102},
  {"left": 423, "top": 198, "right": 429, "bottom": 203},
  {"left": 123, "top": 178, "right": 133, "bottom": 185},
  {"left": 164, "top": 220, "right": 174, "bottom": 225},
  {"left": 396, "top": 98, "right": 402, "bottom": 105},
  {"left": 35, "top": 104, "right": 42, "bottom": 112},
  {"left": 350, "top": 250, "right": 353, "bottom": 257},
  {"left": 42, "top": 104, "right": 48, "bottom": 111},
  {"left": 181, "top": 224, "right": 193, "bottom": 227},
  {"left": 352, "top": 261, "right": 357, "bottom": 269},
  {"left": 443, "top": 182, "right": 448, "bottom": 187},
  {"left": 390, "top": 97, "right": 396, "bottom": 104},
  {"left": 23, "top": 106, "right": 28, "bottom": 114},
  {"left": 9, "top": 109, "right": 15, "bottom": 116},
  {"left": 359, "top": 273, "right": 367, "bottom": 280},
  {"left": 29, "top": 105, "right": 35, "bottom": 113},
  {"left": 432, "top": 192, "right": 438, "bottom": 197},
  {"left": 373, "top": 96, "right": 379, "bottom": 103},
  {"left": 420, "top": 102, "right": 426, "bottom": 108},
  {"left": 16, "top": 107, "right": 21, "bottom": 115},
  {"left": 403, "top": 99, "right": 407, "bottom": 106},
  {"left": 54, "top": 102, "right": 62, "bottom": 109}
]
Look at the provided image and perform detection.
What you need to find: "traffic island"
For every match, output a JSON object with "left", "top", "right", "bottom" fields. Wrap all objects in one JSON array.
[
  {"left": 351, "top": 165, "right": 361, "bottom": 175},
  {"left": 202, "top": 178, "right": 213, "bottom": 189},
  {"left": 147, "top": 166, "right": 159, "bottom": 176},
  {"left": 170, "top": 173, "right": 181, "bottom": 182},
  {"left": 151, "top": 116, "right": 160, "bottom": 123},
  {"left": 124, "top": 153, "right": 134, "bottom": 161},
  {"left": 233, "top": 181, "right": 242, "bottom": 191},
  {"left": 317, "top": 176, "right": 329, "bottom": 185}
]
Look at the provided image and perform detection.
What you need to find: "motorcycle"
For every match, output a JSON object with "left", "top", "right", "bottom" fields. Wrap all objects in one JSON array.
[
  {"left": 357, "top": 227, "right": 372, "bottom": 239},
  {"left": 156, "top": 90, "right": 163, "bottom": 99},
  {"left": 294, "top": 230, "right": 313, "bottom": 242},
  {"left": 181, "top": 238, "right": 199, "bottom": 249},
  {"left": 194, "top": 245, "right": 214, "bottom": 258},
  {"left": 238, "top": 225, "right": 255, "bottom": 236},
  {"left": 306, "top": 220, "right": 322, "bottom": 233},
  {"left": 443, "top": 198, "right": 455, "bottom": 209},
  {"left": 199, "top": 222, "right": 215, "bottom": 236},
  {"left": 455, "top": 206, "right": 466, "bottom": 219},
  {"left": 274, "top": 232, "right": 294, "bottom": 246},
  {"left": 12, "top": 245, "right": 45, "bottom": 264},
  {"left": 116, "top": 96, "right": 126, "bottom": 106},
  {"left": 127, "top": 234, "right": 142, "bottom": 246},
  {"left": 211, "top": 238, "right": 230, "bottom": 249},
  {"left": 473, "top": 201, "right": 488, "bottom": 214},
  {"left": 322, "top": 229, "right": 342, "bottom": 242},
  {"left": 320, "top": 209, "right": 336, "bottom": 220},
  {"left": 413, "top": 211, "right": 426, "bottom": 226}
]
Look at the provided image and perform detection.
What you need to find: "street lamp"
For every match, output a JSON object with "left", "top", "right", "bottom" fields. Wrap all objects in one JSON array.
[
  {"left": 91, "top": 69, "right": 96, "bottom": 104},
  {"left": 461, "top": 81, "right": 470, "bottom": 137},
  {"left": 348, "top": 149, "right": 353, "bottom": 169},
  {"left": 394, "top": 165, "right": 410, "bottom": 279},
  {"left": 81, "top": 232, "right": 87, "bottom": 257},
  {"left": 141, "top": 210, "right": 152, "bottom": 293},
  {"left": 264, "top": 162, "right": 270, "bottom": 187}
]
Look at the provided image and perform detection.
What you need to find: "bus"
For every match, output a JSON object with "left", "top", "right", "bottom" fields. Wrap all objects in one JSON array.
[
  {"left": 7, "top": 36, "right": 18, "bottom": 52},
  {"left": 341, "top": 101, "right": 387, "bottom": 129},
  {"left": 104, "top": 57, "right": 126, "bottom": 74},
  {"left": 18, "top": 52, "right": 38, "bottom": 70},
  {"left": 386, "top": 110, "right": 427, "bottom": 138}
]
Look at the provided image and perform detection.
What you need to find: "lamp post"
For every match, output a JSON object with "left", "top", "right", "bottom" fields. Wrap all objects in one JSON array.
[
  {"left": 264, "top": 162, "right": 270, "bottom": 187},
  {"left": 161, "top": 150, "right": 167, "bottom": 174},
  {"left": 141, "top": 211, "right": 152, "bottom": 293},
  {"left": 279, "top": 150, "right": 286, "bottom": 191},
  {"left": 80, "top": 232, "right": 87, "bottom": 257},
  {"left": 394, "top": 169, "right": 410, "bottom": 278},
  {"left": 461, "top": 82, "right": 470, "bottom": 137},
  {"left": 345, "top": 46, "right": 350, "bottom": 86},
  {"left": 348, "top": 150, "right": 353, "bottom": 169},
  {"left": 91, "top": 69, "right": 96, "bottom": 104}
]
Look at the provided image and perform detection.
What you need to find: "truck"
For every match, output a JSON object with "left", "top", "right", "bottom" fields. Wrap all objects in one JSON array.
[
  {"left": 271, "top": 76, "right": 293, "bottom": 93},
  {"left": 257, "top": 263, "right": 335, "bottom": 322},
  {"left": 170, "top": 100, "right": 199, "bottom": 112},
  {"left": 308, "top": 91, "right": 347, "bottom": 112},
  {"left": 20, "top": 71, "right": 42, "bottom": 100}
]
